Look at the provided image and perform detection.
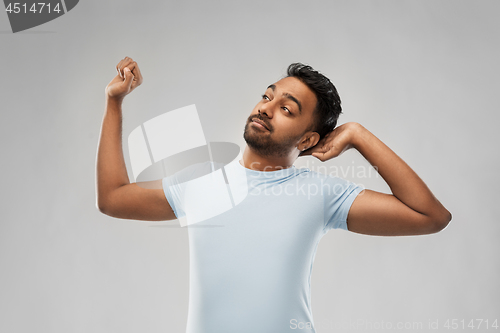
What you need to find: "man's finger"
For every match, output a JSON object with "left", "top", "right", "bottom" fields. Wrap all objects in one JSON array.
[
  {"left": 119, "top": 59, "right": 134, "bottom": 77},
  {"left": 311, "top": 152, "right": 326, "bottom": 161},
  {"left": 301, "top": 143, "right": 323, "bottom": 156},
  {"left": 132, "top": 62, "right": 143, "bottom": 84},
  {"left": 123, "top": 67, "right": 134, "bottom": 89},
  {"left": 117, "top": 57, "right": 134, "bottom": 78},
  {"left": 116, "top": 58, "right": 127, "bottom": 78},
  {"left": 123, "top": 60, "right": 143, "bottom": 84},
  {"left": 124, "top": 61, "right": 137, "bottom": 73}
]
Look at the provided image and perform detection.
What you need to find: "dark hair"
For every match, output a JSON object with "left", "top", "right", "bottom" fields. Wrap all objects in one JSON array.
[{"left": 285, "top": 63, "right": 342, "bottom": 141}]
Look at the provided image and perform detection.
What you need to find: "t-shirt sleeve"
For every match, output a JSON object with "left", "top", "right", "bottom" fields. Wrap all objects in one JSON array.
[
  {"left": 161, "top": 161, "right": 214, "bottom": 219},
  {"left": 323, "top": 176, "right": 365, "bottom": 231},
  {"left": 162, "top": 174, "right": 185, "bottom": 220}
]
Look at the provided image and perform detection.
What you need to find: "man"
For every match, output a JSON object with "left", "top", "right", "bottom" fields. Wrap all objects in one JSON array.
[{"left": 96, "top": 57, "right": 451, "bottom": 332}]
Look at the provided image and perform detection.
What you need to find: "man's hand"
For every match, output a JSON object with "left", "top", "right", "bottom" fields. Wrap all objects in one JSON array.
[
  {"left": 105, "top": 56, "right": 144, "bottom": 101},
  {"left": 300, "top": 122, "right": 359, "bottom": 161}
]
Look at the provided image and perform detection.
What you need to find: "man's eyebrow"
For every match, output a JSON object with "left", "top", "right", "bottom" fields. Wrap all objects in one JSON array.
[{"left": 267, "top": 84, "right": 302, "bottom": 114}]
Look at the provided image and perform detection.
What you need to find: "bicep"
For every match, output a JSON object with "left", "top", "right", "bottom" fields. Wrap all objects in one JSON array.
[
  {"left": 100, "top": 181, "right": 176, "bottom": 221},
  {"left": 346, "top": 189, "right": 439, "bottom": 236}
]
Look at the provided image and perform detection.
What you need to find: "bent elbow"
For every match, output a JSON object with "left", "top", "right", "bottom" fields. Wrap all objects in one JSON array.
[
  {"left": 432, "top": 210, "right": 452, "bottom": 232},
  {"left": 96, "top": 201, "right": 107, "bottom": 215},
  {"left": 96, "top": 198, "right": 111, "bottom": 216}
]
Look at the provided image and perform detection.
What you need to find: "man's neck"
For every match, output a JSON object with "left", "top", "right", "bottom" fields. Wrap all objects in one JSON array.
[{"left": 240, "top": 145, "right": 295, "bottom": 171}]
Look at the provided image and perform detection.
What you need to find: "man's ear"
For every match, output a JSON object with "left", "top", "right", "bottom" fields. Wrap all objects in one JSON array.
[
  {"left": 307, "top": 132, "right": 321, "bottom": 149},
  {"left": 299, "top": 132, "right": 320, "bottom": 151}
]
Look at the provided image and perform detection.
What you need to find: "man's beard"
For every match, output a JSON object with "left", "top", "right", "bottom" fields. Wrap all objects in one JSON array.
[{"left": 243, "top": 119, "right": 299, "bottom": 158}]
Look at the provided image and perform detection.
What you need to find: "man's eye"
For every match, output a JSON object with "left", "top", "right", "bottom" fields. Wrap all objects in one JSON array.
[
  {"left": 283, "top": 107, "right": 291, "bottom": 114},
  {"left": 261, "top": 94, "right": 270, "bottom": 101}
]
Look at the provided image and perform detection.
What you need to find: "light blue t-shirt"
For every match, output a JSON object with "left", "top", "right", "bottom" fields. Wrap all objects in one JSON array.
[{"left": 162, "top": 158, "right": 364, "bottom": 333}]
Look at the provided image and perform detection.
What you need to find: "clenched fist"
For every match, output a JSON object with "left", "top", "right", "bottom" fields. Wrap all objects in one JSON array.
[{"left": 105, "top": 56, "right": 144, "bottom": 101}]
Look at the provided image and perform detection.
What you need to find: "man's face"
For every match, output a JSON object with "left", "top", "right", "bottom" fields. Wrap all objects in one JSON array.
[{"left": 243, "top": 76, "right": 318, "bottom": 158}]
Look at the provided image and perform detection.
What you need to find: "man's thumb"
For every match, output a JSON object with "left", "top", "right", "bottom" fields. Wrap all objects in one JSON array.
[{"left": 123, "top": 67, "right": 134, "bottom": 87}]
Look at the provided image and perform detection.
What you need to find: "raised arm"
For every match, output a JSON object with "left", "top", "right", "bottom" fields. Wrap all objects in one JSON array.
[
  {"left": 305, "top": 122, "right": 452, "bottom": 236},
  {"left": 95, "top": 57, "right": 176, "bottom": 221}
]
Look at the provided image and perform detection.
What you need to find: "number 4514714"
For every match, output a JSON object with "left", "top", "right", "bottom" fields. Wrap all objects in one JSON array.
[
  {"left": 444, "top": 319, "right": 498, "bottom": 330},
  {"left": 5, "top": 3, "right": 62, "bottom": 14}
]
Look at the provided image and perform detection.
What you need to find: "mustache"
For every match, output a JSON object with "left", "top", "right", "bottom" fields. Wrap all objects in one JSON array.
[{"left": 249, "top": 115, "right": 271, "bottom": 130}]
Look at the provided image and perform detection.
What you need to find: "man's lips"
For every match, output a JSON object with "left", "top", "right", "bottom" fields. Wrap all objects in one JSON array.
[{"left": 251, "top": 118, "right": 270, "bottom": 130}]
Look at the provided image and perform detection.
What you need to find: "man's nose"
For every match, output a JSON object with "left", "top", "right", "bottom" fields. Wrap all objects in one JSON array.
[{"left": 259, "top": 101, "right": 273, "bottom": 118}]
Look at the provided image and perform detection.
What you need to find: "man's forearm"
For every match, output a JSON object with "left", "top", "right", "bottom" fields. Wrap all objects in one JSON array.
[
  {"left": 352, "top": 123, "right": 451, "bottom": 222},
  {"left": 95, "top": 97, "right": 130, "bottom": 209}
]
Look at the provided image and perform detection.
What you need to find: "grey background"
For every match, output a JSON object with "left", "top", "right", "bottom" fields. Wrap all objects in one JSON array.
[{"left": 1, "top": 1, "right": 499, "bottom": 332}]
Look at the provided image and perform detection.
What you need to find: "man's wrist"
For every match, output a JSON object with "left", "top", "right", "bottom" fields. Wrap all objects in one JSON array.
[
  {"left": 105, "top": 96, "right": 124, "bottom": 112},
  {"left": 350, "top": 122, "right": 368, "bottom": 150}
]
